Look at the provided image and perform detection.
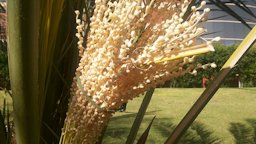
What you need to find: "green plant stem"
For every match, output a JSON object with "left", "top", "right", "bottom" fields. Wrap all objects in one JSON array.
[
  {"left": 165, "top": 26, "right": 256, "bottom": 144},
  {"left": 7, "top": 0, "right": 40, "bottom": 143},
  {"left": 126, "top": 88, "right": 155, "bottom": 144}
]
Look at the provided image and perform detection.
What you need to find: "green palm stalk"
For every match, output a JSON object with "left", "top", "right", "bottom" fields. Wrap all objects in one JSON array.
[
  {"left": 8, "top": 0, "right": 65, "bottom": 143},
  {"left": 40, "top": 0, "right": 87, "bottom": 142},
  {"left": 7, "top": 0, "right": 40, "bottom": 143},
  {"left": 165, "top": 25, "right": 256, "bottom": 144},
  {"left": 38, "top": 0, "right": 65, "bottom": 118}
]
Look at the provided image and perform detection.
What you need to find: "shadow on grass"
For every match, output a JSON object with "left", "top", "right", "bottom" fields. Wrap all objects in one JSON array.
[
  {"left": 152, "top": 119, "right": 221, "bottom": 144},
  {"left": 110, "top": 110, "right": 160, "bottom": 121},
  {"left": 103, "top": 112, "right": 222, "bottom": 144},
  {"left": 229, "top": 119, "right": 256, "bottom": 144},
  {"left": 102, "top": 111, "right": 160, "bottom": 144}
]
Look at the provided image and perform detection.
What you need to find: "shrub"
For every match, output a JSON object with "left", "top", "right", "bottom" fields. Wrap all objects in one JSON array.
[
  {"left": 0, "top": 41, "right": 9, "bottom": 89},
  {"left": 171, "top": 43, "right": 256, "bottom": 88}
]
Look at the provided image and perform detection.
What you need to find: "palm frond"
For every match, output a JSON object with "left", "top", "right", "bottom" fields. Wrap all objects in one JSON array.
[
  {"left": 208, "top": 0, "right": 252, "bottom": 29},
  {"left": 136, "top": 116, "right": 156, "bottom": 144},
  {"left": 207, "top": 0, "right": 256, "bottom": 29},
  {"left": 126, "top": 89, "right": 155, "bottom": 144},
  {"left": 7, "top": 0, "right": 41, "bottom": 143},
  {"left": 230, "top": 0, "right": 256, "bottom": 19},
  {"left": 41, "top": 0, "right": 92, "bottom": 142},
  {"left": 0, "top": 89, "right": 13, "bottom": 143}
]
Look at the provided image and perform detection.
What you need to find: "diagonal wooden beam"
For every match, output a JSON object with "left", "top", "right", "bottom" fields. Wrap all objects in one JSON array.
[{"left": 165, "top": 25, "right": 256, "bottom": 144}]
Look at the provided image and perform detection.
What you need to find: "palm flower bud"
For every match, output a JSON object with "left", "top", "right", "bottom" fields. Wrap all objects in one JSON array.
[
  {"left": 60, "top": 0, "right": 219, "bottom": 143},
  {"left": 211, "top": 63, "right": 217, "bottom": 68}
]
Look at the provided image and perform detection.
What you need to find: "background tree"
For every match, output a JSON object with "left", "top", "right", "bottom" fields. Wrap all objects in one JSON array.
[
  {"left": 0, "top": 41, "right": 9, "bottom": 89},
  {"left": 171, "top": 43, "right": 256, "bottom": 88}
]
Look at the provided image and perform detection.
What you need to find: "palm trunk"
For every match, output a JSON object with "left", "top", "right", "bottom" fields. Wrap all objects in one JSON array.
[{"left": 7, "top": 0, "right": 40, "bottom": 143}]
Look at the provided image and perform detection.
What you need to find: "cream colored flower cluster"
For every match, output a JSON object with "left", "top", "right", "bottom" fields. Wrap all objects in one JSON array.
[{"left": 60, "top": 0, "right": 219, "bottom": 143}]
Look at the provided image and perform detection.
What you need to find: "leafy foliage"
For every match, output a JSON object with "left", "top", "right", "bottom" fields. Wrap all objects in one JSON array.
[
  {"left": 0, "top": 41, "right": 9, "bottom": 89},
  {"left": 40, "top": 0, "right": 85, "bottom": 142},
  {"left": 171, "top": 43, "right": 256, "bottom": 87},
  {"left": 0, "top": 92, "right": 13, "bottom": 144},
  {"left": 136, "top": 116, "right": 156, "bottom": 144},
  {"left": 235, "top": 46, "right": 256, "bottom": 87}
]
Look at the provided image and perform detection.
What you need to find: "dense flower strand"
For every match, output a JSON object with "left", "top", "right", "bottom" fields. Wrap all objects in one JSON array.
[{"left": 60, "top": 0, "right": 219, "bottom": 143}]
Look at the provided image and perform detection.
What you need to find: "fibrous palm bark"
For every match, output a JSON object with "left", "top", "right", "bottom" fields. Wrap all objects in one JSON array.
[{"left": 60, "top": 0, "right": 219, "bottom": 143}]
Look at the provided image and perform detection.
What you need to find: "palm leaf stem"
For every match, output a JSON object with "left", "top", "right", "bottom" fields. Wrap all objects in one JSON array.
[
  {"left": 165, "top": 25, "right": 256, "bottom": 144},
  {"left": 7, "top": 0, "right": 41, "bottom": 143}
]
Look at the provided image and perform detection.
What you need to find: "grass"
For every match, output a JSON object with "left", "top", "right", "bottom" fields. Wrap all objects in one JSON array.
[
  {"left": 1, "top": 88, "right": 255, "bottom": 143},
  {"left": 0, "top": 91, "right": 13, "bottom": 112},
  {"left": 103, "top": 88, "right": 256, "bottom": 144}
]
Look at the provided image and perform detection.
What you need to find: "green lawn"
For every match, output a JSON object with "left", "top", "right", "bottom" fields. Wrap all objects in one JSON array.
[
  {"left": 103, "top": 88, "right": 256, "bottom": 144},
  {"left": 1, "top": 88, "right": 256, "bottom": 143}
]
